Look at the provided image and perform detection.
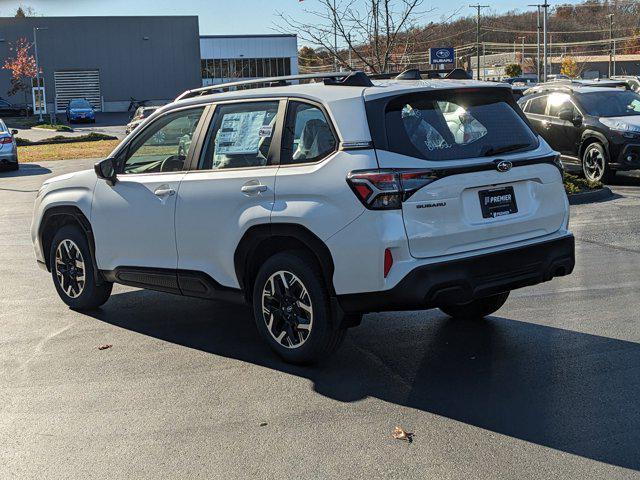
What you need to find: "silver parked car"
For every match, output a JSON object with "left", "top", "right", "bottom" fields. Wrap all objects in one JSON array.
[{"left": 0, "top": 119, "right": 18, "bottom": 171}]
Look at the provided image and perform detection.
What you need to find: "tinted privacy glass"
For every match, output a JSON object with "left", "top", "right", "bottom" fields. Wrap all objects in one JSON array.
[
  {"left": 577, "top": 90, "right": 640, "bottom": 117},
  {"left": 282, "top": 102, "right": 336, "bottom": 164},
  {"left": 198, "top": 101, "right": 279, "bottom": 170},
  {"left": 384, "top": 90, "right": 538, "bottom": 161},
  {"left": 547, "top": 93, "right": 578, "bottom": 117},
  {"left": 121, "top": 107, "right": 205, "bottom": 174},
  {"left": 525, "top": 95, "right": 547, "bottom": 115}
]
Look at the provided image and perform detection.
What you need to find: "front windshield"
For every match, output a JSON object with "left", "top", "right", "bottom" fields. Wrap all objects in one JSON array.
[
  {"left": 70, "top": 99, "right": 91, "bottom": 109},
  {"left": 577, "top": 90, "right": 640, "bottom": 117},
  {"left": 0, "top": 120, "right": 7, "bottom": 133}
]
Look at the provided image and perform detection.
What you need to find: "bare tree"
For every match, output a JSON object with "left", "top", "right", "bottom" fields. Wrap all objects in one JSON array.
[{"left": 277, "top": 0, "right": 431, "bottom": 74}]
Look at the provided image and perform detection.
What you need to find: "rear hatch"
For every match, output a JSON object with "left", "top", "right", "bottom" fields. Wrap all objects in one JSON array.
[{"left": 365, "top": 85, "right": 566, "bottom": 259}]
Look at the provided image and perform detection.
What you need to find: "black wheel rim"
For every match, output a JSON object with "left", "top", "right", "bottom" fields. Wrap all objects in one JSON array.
[
  {"left": 584, "top": 146, "right": 605, "bottom": 181},
  {"left": 261, "top": 270, "right": 313, "bottom": 349},
  {"left": 54, "top": 239, "right": 86, "bottom": 299}
]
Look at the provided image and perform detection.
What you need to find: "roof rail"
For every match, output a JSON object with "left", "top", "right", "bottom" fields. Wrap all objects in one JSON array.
[{"left": 176, "top": 71, "right": 373, "bottom": 101}]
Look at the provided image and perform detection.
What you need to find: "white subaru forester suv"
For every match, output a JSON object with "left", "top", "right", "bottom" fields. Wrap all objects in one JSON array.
[{"left": 31, "top": 72, "right": 574, "bottom": 364}]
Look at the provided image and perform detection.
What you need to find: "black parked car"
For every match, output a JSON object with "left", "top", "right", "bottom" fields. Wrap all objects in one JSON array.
[
  {"left": 518, "top": 84, "right": 640, "bottom": 182},
  {"left": 0, "top": 98, "right": 32, "bottom": 117}
]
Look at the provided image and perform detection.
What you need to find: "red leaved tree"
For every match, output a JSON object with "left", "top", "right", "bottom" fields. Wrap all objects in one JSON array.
[{"left": 2, "top": 37, "right": 37, "bottom": 110}]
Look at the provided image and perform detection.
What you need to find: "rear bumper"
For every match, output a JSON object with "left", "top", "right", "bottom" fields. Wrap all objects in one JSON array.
[{"left": 337, "top": 234, "right": 575, "bottom": 313}]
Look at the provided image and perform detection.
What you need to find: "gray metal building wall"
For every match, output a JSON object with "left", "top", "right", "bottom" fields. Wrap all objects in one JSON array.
[{"left": 0, "top": 16, "right": 201, "bottom": 112}]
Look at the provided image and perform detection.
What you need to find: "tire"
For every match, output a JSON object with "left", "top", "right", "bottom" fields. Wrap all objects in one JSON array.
[
  {"left": 439, "top": 292, "right": 510, "bottom": 319},
  {"left": 49, "top": 224, "right": 112, "bottom": 310},
  {"left": 582, "top": 142, "right": 615, "bottom": 183},
  {"left": 252, "top": 251, "right": 345, "bottom": 364}
]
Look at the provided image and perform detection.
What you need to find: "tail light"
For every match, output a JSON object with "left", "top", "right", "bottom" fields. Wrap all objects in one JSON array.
[
  {"left": 0, "top": 136, "right": 12, "bottom": 144},
  {"left": 347, "top": 169, "right": 438, "bottom": 210}
]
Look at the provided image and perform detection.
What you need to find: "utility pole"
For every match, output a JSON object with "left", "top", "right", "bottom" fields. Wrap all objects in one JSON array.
[
  {"left": 470, "top": 4, "right": 489, "bottom": 80},
  {"left": 608, "top": 13, "right": 614, "bottom": 78},
  {"left": 529, "top": 4, "right": 542, "bottom": 82},
  {"left": 542, "top": 0, "right": 549, "bottom": 82},
  {"left": 520, "top": 36, "right": 525, "bottom": 67},
  {"left": 33, "top": 26, "right": 48, "bottom": 122},
  {"left": 333, "top": 0, "right": 338, "bottom": 71}
]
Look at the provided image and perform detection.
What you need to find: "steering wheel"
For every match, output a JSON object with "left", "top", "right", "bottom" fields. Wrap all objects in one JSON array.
[{"left": 159, "top": 155, "right": 184, "bottom": 172}]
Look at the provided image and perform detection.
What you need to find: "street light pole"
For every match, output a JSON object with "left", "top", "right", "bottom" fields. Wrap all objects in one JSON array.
[
  {"left": 529, "top": 4, "right": 542, "bottom": 82},
  {"left": 33, "top": 26, "right": 48, "bottom": 122},
  {"left": 608, "top": 13, "right": 614, "bottom": 78},
  {"left": 470, "top": 4, "right": 489, "bottom": 80},
  {"left": 542, "top": 0, "right": 549, "bottom": 82}
]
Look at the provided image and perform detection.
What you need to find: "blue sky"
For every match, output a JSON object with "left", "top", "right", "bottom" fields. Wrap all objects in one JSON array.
[{"left": 0, "top": 0, "right": 579, "bottom": 36}]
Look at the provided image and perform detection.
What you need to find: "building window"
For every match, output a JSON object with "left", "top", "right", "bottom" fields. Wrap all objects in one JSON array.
[{"left": 201, "top": 57, "right": 293, "bottom": 81}]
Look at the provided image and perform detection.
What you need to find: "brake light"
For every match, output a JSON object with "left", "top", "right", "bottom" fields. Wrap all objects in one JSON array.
[
  {"left": 383, "top": 248, "right": 393, "bottom": 278},
  {"left": 0, "top": 136, "right": 12, "bottom": 144},
  {"left": 346, "top": 169, "right": 437, "bottom": 210}
]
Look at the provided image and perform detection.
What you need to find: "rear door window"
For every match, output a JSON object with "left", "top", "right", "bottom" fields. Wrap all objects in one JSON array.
[
  {"left": 381, "top": 89, "right": 538, "bottom": 161},
  {"left": 525, "top": 95, "right": 548, "bottom": 115}
]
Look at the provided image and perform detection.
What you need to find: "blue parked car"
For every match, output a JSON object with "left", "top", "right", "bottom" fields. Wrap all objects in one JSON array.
[{"left": 66, "top": 98, "right": 95, "bottom": 124}]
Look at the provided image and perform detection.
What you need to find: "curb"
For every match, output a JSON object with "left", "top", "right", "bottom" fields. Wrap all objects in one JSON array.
[{"left": 568, "top": 187, "right": 613, "bottom": 205}]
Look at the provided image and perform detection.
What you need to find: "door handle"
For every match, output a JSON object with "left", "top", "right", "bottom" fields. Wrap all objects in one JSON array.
[
  {"left": 241, "top": 184, "right": 268, "bottom": 194},
  {"left": 542, "top": 121, "right": 551, "bottom": 129},
  {"left": 154, "top": 186, "right": 176, "bottom": 197}
]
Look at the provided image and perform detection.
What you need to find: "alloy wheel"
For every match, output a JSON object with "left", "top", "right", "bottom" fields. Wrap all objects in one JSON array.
[
  {"left": 584, "top": 146, "right": 605, "bottom": 182},
  {"left": 54, "top": 239, "right": 86, "bottom": 299},
  {"left": 261, "top": 270, "right": 313, "bottom": 349}
]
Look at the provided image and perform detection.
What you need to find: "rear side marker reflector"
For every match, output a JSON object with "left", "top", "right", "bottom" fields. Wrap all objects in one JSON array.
[
  {"left": 0, "top": 137, "right": 12, "bottom": 144},
  {"left": 384, "top": 248, "right": 393, "bottom": 278}
]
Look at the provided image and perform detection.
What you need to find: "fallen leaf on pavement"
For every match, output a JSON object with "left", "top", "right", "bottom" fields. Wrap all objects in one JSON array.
[
  {"left": 98, "top": 344, "right": 112, "bottom": 350},
  {"left": 392, "top": 426, "right": 413, "bottom": 443}
]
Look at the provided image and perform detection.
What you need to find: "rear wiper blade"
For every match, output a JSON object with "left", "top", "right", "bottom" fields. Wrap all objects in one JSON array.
[{"left": 482, "top": 144, "right": 530, "bottom": 156}]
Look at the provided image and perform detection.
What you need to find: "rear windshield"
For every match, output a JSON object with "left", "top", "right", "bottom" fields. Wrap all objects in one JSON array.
[{"left": 380, "top": 89, "right": 538, "bottom": 161}]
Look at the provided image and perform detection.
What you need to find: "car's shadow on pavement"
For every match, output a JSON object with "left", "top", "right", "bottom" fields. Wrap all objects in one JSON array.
[
  {"left": 89, "top": 289, "right": 640, "bottom": 471},
  {"left": 608, "top": 173, "right": 640, "bottom": 187},
  {"left": 0, "top": 164, "right": 51, "bottom": 179}
]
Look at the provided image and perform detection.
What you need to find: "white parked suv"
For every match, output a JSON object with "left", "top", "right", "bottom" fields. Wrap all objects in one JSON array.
[{"left": 31, "top": 72, "right": 575, "bottom": 363}]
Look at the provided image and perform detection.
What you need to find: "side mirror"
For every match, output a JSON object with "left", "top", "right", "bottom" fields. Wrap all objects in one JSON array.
[
  {"left": 558, "top": 110, "right": 573, "bottom": 122},
  {"left": 571, "top": 114, "right": 583, "bottom": 126},
  {"left": 94, "top": 158, "right": 117, "bottom": 186},
  {"left": 11, "top": 129, "right": 18, "bottom": 135}
]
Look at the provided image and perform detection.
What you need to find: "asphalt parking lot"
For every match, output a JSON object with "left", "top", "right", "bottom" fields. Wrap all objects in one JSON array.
[{"left": 1, "top": 160, "right": 640, "bottom": 479}]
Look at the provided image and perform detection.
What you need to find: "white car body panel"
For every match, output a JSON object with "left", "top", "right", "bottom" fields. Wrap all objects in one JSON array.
[
  {"left": 175, "top": 168, "right": 277, "bottom": 288},
  {"left": 271, "top": 150, "right": 370, "bottom": 241},
  {"left": 91, "top": 173, "right": 185, "bottom": 270},
  {"left": 31, "top": 169, "right": 97, "bottom": 264}
]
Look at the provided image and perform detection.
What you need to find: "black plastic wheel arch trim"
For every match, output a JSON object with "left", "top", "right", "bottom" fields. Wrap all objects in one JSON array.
[{"left": 39, "top": 206, "right": 104, "bottom": 285}]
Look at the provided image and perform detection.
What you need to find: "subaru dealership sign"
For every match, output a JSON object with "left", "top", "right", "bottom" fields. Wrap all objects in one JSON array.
[{"left": 429, "top": 47, "right": 454, "bottom": 64}]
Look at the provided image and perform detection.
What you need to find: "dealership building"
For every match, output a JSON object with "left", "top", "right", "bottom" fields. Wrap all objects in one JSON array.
[
  {"left": 0, "top": 16, "right": 299, "bottom": 114},
  {"left": 200, "top": 34, "right": 299, "bottom": 86}
]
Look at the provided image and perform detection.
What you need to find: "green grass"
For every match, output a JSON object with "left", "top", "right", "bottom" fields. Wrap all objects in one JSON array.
[
  {"left": 18, "top": 139, "right": 120, "bottom": 162},
  {"left": 33, "top": 123, "right": 74, "bottom": 132},
  {"left": 563, "top": 172, "right": 602, "bottom": 194},
  {"left": 15, "top": 132, "right": 117, "bottom": 147},
  {"left": 5, "top": 116, "right": 72, "bottom": 132}
]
